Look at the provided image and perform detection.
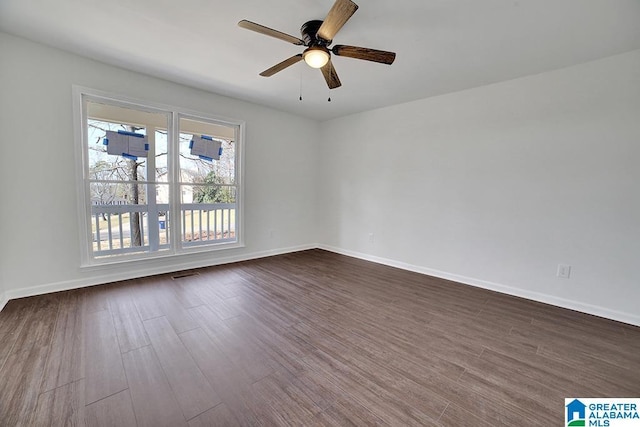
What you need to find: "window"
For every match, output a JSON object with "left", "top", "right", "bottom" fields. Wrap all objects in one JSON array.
[{"left": 75, "top": 88, "right": 243, "bottom": 264}]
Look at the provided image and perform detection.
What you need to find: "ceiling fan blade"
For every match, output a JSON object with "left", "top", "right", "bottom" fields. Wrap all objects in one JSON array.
[
  {"left": 238, "top": 20, "right": 305, "bottom": 46},
  {"left": 317, "top": 0, "right": 359, "bottom": 42},
  {"left": 332, "top": 45, "right": 396, "bottom": 65},
  {"left": 320, "top": 60, "right": 342, "bottom": 89},
  {"left": 259, "top": 54, "right": 304, "bottom": 77}
]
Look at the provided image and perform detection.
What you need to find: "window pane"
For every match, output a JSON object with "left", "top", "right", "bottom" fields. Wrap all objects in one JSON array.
[
  {"left": 90, "top": 183, "right": 147, "bottom": 254},
  {"left": 89, "top": 181, "right": 147, "bottom": 206},
  {"left": 178, "top": 116, "right": 238, "bottom": 247},
  {"left": 192, "top": 185, "right": 236, "bottom": 204},
  {"left": 87, "top": 119, "right": 149, "bottom": 182},
  {"left": 180, "top": 185, "right": 236, "bottom": 245},
  {"left": 86, "top": 100, "right": 170, "bottom": 259},
  {"left": 178, "top": 118, "right": 235, "bottom": 185},
  {"left": 155, "top": 129, "right": 169, "bottom": 182},
  {"left": 156, "top": 183, "right": 171, "bottom": 248},
  {"left": 87, "top": 102, "right": 169, "bottom": 183}
]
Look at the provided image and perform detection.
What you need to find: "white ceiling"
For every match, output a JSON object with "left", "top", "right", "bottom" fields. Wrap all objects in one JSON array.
[{"left": 1, "top": 0, "right": 640, "bottom": 121}]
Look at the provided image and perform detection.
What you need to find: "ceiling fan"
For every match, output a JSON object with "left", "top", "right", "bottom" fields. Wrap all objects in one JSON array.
[{"left": 238, "top": 0, "right": 396, "bottom": 90}]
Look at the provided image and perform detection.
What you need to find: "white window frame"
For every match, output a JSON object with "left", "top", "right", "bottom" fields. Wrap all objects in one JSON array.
[{"left": 73, "top": 86, "right": 244, "bottom": 267}]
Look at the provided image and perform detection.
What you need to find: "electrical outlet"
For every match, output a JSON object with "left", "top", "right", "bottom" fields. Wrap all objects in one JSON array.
[
  {"left": 557, "top": 264, "right": 571, "bottom": 279},
  {"left": 368, "top": 233, "right": 375, "bottom": 244}
]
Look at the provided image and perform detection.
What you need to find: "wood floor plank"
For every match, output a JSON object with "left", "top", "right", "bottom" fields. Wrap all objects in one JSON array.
[
  {"left": 31, "top": 379, "right": 85, "bottom": 427},
  {"left": 313, "top": 397, "right": 386, "bottom": 426},
  {"left": 188, "top": 306, "right": 274, "bottom": 383},
  {"left": 178, "top": 328, "right": 267, "bottom": 426},
  {"left": 85, "top": 389, "right": 137, "bottom": 427},
  {"left": 0, "top": 299, "right": 35, "bottom": 372},
  {"left": 188, "top": 403, "right": 240, "bottom": 427},
  {"left": 83, "top": 309, "right": 128, "bottom": 405},
  {"left": 179, "top": 328, "right": 254, "bottom": 393},
  {"left": 143, "top": 316, "right": 221, "bottom": 420},
  {"left": 293, "top": 318, "right": 454, "bottom": 420},
  {"left": 133, "top": 278, "right": 199, "bottom": 333},
  {"left": 230, "top": 386, "right": 281, "bottom": 427},
  {"left": 81, "top": 286, "right": 111, "bottom": 314},
  {"left": 513, "top": 319, "right": 640, "bottom": 369},
  {"left": 437, "top": 403, "right": 494, "bottom": 427},
  {"left": 225, "top": 313, "right": 314, "bottom": 363},
  {"left": 229, "top": 318, "right": 336, "bottom": 411},
  {"left": 300, "top": 349, "right": 440, "bottom": 426},
  {"left": 463, "top": 352, "right": 564, "bottom": 422},
  {"left": 0, "top": 294, "right": 59, "bottom": 426},
  {"left": 130, "top": 278, "right": 165, "bottom": 320},
  {"left": 210, "top": 295, "right": 245, "bottom": 321},
  {"left": 535, "top": 343, "right": 640, "bottom": 394},
  {"left": 383, "top": 349, "right": 550, "bottom": 426},
  {"left": 122, "top": 345, "right": 187, "bottom": 427},
  {"left": 477, "top": 347, "right": 619, "bottom": 398},
  {"left": 108, "top": 286, "right": 151, "bottom": 354},
  {"left": 185, "top": 277, "right": 243, "bottom": 321},
  {"left": 40, "top": 291, "right": 85, "bottom": 393},
  {"left": 164, "top": 274, "right": 206, "bottom": 309},
  {"left": 345, "top": 326, "right": 467, "bottom": 382},
  {"left": 251, "top": 371, "right": 322, "bottom": 425},
  {"left": 0, "top": 344, "right": 52, "bottom": 426},
  {"left": 456, "top": 367, "right": 557, "bottom": 424},
  {"left": 6, "top": 294, "right": 60, "bottom": 355}
]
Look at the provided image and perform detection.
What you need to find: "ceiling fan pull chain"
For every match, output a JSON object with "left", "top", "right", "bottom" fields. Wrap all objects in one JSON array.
[{"left": 299, "top": 69, "right": 303, "bottom": 101}]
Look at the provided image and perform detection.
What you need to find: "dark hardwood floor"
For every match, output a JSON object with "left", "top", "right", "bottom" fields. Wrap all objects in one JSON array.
[{"left": 1, "top": 249, "right": 638, "bottom": 426}]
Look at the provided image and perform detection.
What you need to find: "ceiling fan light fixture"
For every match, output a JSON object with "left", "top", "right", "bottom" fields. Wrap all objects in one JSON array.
[{"left": 303, "top": 47, "right": 330, "bottom": 68}]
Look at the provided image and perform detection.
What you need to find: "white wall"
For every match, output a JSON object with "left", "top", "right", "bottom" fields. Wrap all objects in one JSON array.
[
  {"left": 0, "top": 32, "right": 319, "bottom": 302},
  {"left": 319, "top": 50, "right": 640, "bottom": 325}
]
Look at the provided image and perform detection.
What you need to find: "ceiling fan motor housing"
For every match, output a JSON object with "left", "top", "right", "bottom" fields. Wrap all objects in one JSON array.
[{"left": 301, "top": 20, "right": 328, "bottom": 46}]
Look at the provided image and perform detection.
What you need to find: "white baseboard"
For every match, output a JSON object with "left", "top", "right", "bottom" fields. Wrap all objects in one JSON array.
[
  {"left": 318, "top": 244, "right": 640, "bottom": 327},
  {"left": 2, "top": 244, "right": 315, "bottom": 304}
]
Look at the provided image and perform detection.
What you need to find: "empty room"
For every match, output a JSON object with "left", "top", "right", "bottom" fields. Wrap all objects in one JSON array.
[{"left": 1, "top": 0, "right": 639, "bottom": 425}]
